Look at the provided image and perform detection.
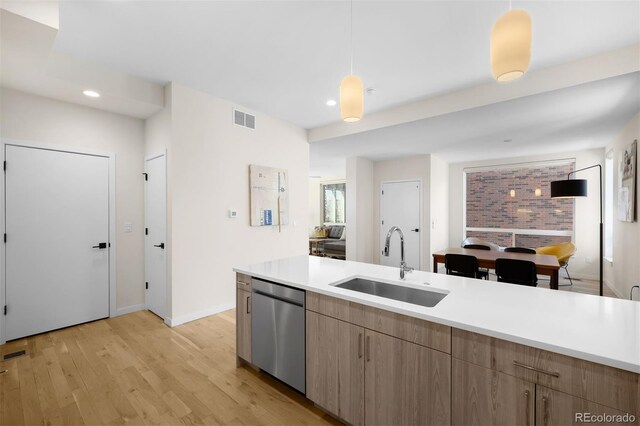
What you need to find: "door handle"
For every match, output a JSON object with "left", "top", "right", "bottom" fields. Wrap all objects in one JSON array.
[
  {"left": 154, "top": 243, "right": 165, "bottom": 249},
  {"left": 366, "top": 335, "right": 371, "bottom": 362},
  {"left": 246, "top": 295, "right": 250, "bottom": 314},
  {"left": 358, "top": 333, "right": 363, "bottom": 359},
  {"left": 412, "top": 228, "right": 419, "bottom": 232},
  {"left": 92, "top": 242, "right": 107, "bottom": 249}
]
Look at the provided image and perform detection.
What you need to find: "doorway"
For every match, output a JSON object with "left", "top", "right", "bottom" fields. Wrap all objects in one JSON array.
[
  {"left": 3, "top": 144, "right": 113, "bottom": 341},
  {"left": 379, "top": 180, "right": 421, "bottom": 270},
  {"left": 144, "top": 153, "right": 167, "bottom": 319}
]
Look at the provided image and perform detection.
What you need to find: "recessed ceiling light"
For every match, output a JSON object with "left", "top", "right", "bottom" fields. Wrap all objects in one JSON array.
[
  {"left": 366, "top": 87, "right": 376, "bottom": 95},
  {"left": 83, "top": 90, "right": 101, "bottom": 98},
  {"left": 503, "top": 139, "right": 512, "bottom": 143},
  {"left": 326, "top": 99, "right": 337, "bottom": 107}
]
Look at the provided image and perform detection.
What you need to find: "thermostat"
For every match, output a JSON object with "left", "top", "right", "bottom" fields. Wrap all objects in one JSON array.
[{"left": 228, "top": 210, "right": 238, "bottom": 218}]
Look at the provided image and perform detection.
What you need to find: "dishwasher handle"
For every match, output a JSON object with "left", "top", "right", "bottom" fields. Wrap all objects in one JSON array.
[
  {"left": 253, "top": 290, "right": 304, "bottom": 307},
  {"left": 252, "top": 278, "right": 305, "bottom": 307}
]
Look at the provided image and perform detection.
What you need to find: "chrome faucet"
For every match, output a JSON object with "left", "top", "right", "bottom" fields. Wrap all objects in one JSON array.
[{"left": 383, "top": 226, "right": 414, "bottom": 279}]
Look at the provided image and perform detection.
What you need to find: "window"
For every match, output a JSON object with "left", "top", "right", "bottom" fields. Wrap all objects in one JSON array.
[
  {"left": 604, "top": 151, "right": 614, "bottom": 261},
  {"left": 464, "top": 161, "right": 575, "bottom": 248},
  {"left": 322, "top": 182, "right": 346, "bottom": 224}
]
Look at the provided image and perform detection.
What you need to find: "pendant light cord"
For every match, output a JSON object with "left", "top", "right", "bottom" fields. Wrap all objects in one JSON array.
[{"left": 350, "top": 0, "right": 353, "bottom": 75}]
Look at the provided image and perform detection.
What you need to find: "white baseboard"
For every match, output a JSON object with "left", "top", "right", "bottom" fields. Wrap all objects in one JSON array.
[
  {"left": 165, "top": 301, "right": 235, "bottom": 327},
  {"left": 604, "top": 280, "right": 624, "bottom": 299},
  {"left": 113, "top": 303, "right": 145, "bottom": 317}
]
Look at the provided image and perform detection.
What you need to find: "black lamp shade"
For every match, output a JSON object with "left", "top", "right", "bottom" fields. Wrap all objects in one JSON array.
[{"left": 550, "top": 179, "right": 587, "bottom": 198}]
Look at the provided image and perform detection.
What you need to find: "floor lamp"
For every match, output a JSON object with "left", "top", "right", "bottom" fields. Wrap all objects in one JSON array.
[{"left": 550, "top": 165, "right": 603, "bottom": 296}]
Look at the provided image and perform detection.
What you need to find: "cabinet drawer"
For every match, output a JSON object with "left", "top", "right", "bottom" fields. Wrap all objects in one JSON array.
[
  {"left": 536, "top": 386, "right": 637, "bottom": 426},
  {"left": 452, "top": 359, "right": 534, "bottom": 426},
  {"left": 452, "top": 329, "right": 640, "bottom": 415},
  {"left": 306, "top": 292, "right": 451, "bottom": 354},
  {"left": 236, "top": 273, "right": 252, "bottom": 290}
]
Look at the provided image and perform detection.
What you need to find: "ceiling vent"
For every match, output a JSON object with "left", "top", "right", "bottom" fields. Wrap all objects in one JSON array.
[{"left": 233, "top": 109, "right": 256, "bottom": 129}]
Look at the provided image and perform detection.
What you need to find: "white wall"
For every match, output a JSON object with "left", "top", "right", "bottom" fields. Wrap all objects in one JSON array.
[
  {"left": 0, "top": 87, "right": 146, "bottom": 312},
  {"left": 604, "top": 112, "right": 640, "bottom": 299},
  {"left": 449, "top": 149, "right": 604, "bottom": 280},
  {"left": 346, "top": 157, "right": 374, "bottom": 263},
  {"left": 430, "top": 155, "right": 449, "bottom": 262},
  {"left": 167, "top": 83, "right": 309, "bottom": 325},
  {"left": 372, "top": 155, "right": 432, "bottom": 270}
]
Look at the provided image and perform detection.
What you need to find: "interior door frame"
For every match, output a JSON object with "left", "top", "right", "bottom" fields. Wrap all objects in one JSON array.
[
  {"left": 379, "top": 178, "right": 422, "bottom": 270},
  {"left": 0, "top": 139, "right": 117, "bottom": 345},
  {"left": 144, "top": 151, "right": 168, "bottom": 320}
]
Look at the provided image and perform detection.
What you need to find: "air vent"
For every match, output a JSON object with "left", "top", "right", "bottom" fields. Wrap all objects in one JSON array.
[{"left": 233, "top": 109, "right": 256, "bottom": 130}]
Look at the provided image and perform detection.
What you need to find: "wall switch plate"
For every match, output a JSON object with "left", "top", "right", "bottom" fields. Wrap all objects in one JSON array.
[
  {"left": 124, "top": 222, "right": 133, "bottom": 233},
  {"left": 228, "top": 210, "right": 238, "bottom": 218}
]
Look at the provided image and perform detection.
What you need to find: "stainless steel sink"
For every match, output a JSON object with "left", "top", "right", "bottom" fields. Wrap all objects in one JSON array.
[{"left": 334, "top": 278, "right": 447, "bottom": 308}]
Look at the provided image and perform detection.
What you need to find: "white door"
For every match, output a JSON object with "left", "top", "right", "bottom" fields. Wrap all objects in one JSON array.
[
  {"left": 380, "top": 181, "right": 421, "bottom": 270},
  {"left": 144, "top": 154, "right": 166, "bottom": 319},
  {"left": 4, "top": 145, "right": 110, "bottom": 340}
]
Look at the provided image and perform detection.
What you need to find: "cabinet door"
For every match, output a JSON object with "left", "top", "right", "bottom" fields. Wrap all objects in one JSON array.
[
  {"left": 365, "top": 329, "right": 451, "bottom": 426},
  {"left": 306, "top": 311, "right": 365, "bottom": 425},
  {"left": 452, "top": 358, "right": 534, "bottom": 426},
  {"left": 536, "top": 386, "right": 634, "bottom": 426},
  {"left": 236, "top": 289, "right": 251, "bottom": 363}
]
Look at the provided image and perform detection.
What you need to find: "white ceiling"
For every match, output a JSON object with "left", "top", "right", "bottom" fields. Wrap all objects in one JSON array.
[
  {"left": 54, "top": 1, "right": 640, "bottom": 129},
  {"left": 0, "top": 10, "right": 165, "bottom": 119},
  {"left": 309, "top": 72, "right": 640, "bottom": 177}
]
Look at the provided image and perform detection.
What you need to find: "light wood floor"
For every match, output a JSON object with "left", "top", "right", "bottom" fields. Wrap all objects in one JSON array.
[{"left": 0, "top": 310, "right": 338, "bottom": 426}]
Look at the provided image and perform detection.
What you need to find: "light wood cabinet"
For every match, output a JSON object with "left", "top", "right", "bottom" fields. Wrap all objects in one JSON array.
[
  {"left": 452, "top": 328, "right": 640, "bottom": 416},
  {"left": 306, "top": 311, "right": 365, "bottom": 425},
  {"left": 307, "top": 292, "right": 451, "bottom": 353},
  {"left": 365, "top": 329, "right": 451, "bottom": 426},
  {"left": 535, "top": 386, "right": 635, "bottom": 426},
  {"left": 452, "top": 359, "right": 534, "bottom": 426},
  {"left": 236, "top": 288, "right": 251, "bottom": 364}
]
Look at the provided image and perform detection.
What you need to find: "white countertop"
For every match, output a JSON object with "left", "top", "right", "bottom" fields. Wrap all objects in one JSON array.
[{"left": 234, "top": 255, "right": 640, "bottom": 374}]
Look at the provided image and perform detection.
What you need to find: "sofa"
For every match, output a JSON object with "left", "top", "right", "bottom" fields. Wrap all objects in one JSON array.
[{"left": 311, "top": 225, "right": 346, "bottom": 259}]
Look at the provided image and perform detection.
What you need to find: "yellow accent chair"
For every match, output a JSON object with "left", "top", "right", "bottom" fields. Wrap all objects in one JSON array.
[{"left": 536, "top": 242, "right": 577, "bottom": 286}]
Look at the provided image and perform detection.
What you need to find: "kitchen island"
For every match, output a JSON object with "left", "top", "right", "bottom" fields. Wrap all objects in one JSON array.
[{"left": 234, "top": 255, "right": 640, "bottom": 426}]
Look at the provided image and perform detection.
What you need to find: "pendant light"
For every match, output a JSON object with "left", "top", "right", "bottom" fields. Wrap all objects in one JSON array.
[
  {"left": 490, "top": 0, "right": 532, "bottom": 82},
  {"left": 340, "top": 0, "right": 363, "bottom": 122}
]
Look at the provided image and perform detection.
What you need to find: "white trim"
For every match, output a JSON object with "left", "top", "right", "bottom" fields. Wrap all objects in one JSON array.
[
  {"left": 0, "top": 138, "right": 117, "bottom": 344},
  {"left": 379, "top": 178, "right": 423, "bottom": 270},
  {"left": 604, "top": 279, "right": 624, "bottom": 299},
  {"left": 165, "top": 301, "right": 235, "bottom": 327},
  {"left": 466, "top": 227, "right": 573, "bottom": 237},
  {"left": 114, "top": 304, "right": 145, "bottom": 317}
]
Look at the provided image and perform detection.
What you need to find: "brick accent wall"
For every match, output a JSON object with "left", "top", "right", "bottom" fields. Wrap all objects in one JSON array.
[{"left": 466, "top": 163, "right": 575, "bottom": 248}]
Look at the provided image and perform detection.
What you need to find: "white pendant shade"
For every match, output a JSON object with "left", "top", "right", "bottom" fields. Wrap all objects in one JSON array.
[
  {"left": 491, "top": 9, "right": 532, "bottom": 82},
  {"left": 340, "top": 74, "right": 364, "bottom": 122}
]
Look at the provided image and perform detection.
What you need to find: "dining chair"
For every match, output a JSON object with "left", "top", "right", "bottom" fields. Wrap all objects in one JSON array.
[
  {"left": 536, "top": 242, "right": 577, "bottom": 286},
  {"left": 445, "top": 254, "right": 489, "bottom": 280},
  {"left": 504, "top": 247, "right": 537, "bottom": 254},
  {"left": 495, "top": 258, "right": 538, "bottom": 287}
]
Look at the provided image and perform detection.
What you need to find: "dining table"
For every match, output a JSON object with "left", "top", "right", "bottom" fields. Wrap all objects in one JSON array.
[{"left": 432, "top": 247, "right": 561, "bottom": 289}]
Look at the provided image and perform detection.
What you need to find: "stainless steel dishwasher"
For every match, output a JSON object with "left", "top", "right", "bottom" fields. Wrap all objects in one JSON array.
[{"left": 251, "top": 278, "right": 305, "bottom": 393}]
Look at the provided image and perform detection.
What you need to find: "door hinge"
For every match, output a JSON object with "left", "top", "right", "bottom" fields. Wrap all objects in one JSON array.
[
  {"left": 145, "top": 282, "right": 149, "bottom": 290},
  {"left": 381, "top": 190, "right": 384, "bottom": 195},
  {"left": 143, "top": 173, "right": 148, "bottom": 181},
  {"left": 145, "top": 228, "right": 148, "bottom": 235},
  {"left": 3, "top": 233, "right": 6, "bottom": 243},
  {"left": 3, "top": 161, "right": 5, "bottom": 172},
  {"left": 381, "top": 220, "right": 384, "bottom": 225},
  {"left": 3, "top": 305, "right": 6, "bottom": 316}
]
